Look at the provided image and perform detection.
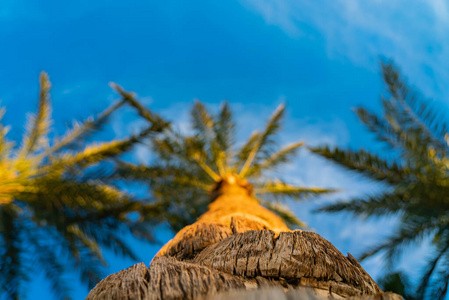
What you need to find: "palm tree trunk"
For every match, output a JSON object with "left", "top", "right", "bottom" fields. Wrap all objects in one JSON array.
[{"left": 86, "top": 178, "right": 401, "bottom": 299}]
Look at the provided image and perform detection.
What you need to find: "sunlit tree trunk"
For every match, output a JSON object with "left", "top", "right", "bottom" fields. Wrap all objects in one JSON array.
[{"left": 86, "top": 176, "right": 402, "bottom": 299}]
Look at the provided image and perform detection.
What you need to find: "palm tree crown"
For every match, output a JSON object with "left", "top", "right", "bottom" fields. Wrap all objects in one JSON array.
[
  {"left": 115, "top": 91, "right": 332, "bottom": 232},
  {"left": 311, "top": 62, "right": 449, "bottom": 299},
  {"left": 0, "top": 73, "right": 167, "bottom": 299},
  {"left": 87, "top": 90, "right": 392, "bottom": 300}
]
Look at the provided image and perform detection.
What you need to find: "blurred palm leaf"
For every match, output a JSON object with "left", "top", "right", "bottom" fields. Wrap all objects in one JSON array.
[
  {"left": 311, "top": 61, "right": 449, "bottom": 299},
  {"left": 0, "top": 72, "right": 168, "bottom": 299},
  {"left": 117, "top": 98, "right": 333, "bottom": 232}
]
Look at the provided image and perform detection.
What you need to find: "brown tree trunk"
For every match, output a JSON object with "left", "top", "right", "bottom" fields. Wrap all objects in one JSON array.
[{"left": 86, "top": 177, "right": 402, "bottom": 300}]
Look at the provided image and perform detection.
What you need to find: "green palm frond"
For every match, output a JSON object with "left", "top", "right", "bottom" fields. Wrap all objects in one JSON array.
[
  {"left": 45, "top": 99, "right": 125, "bottom": 156},
  {"left": 213, "top": 102, "right": 234, "bottom": 174},
  {"left": 310, "top": 146, "right": 409, "bottom": 185},
  {"left": 0, "top": 205, "right": 23, "bottom": 299},
  {"left": 44, "top": 127, "right": 155, "bottom": 176},
  {"left": 247, "top": 141, "right": 304, "bottom": 177},
  {"left": 260, "top": 200, "right": 308, "bottom": 229},
  {"left": 152, "top": 133, "right": 221, "bottom": 181},
  {"left": 67, "top": 224, "right": 106, "bottom": 265},
  {"left": 26, "top": 229, "right": 70, "bottom": 299},
  {"left": 417, "top": 240, "right": 449, "bottom": 299},
  {"left": 359, "top": 216, "right": 436, "bottom": 263},
  {"left": 255, "top": 179, "right": 333, "bottom": 201},
  {"left": 111, "top": 83, "right": 169, "bottom": 132},
  {"left": 378, "top": 271, "right": 417, "bottom": 300},
  {"left": 191, "top": 101, "right": 214, "bottom": 141},
  {"left": 381, "top": 62, "right": 449, "bottom": 152},
  {"left": 428, "top": 254, "right": 449, "bottom": 300},
  {"left": 19, "top": 72, "right": 52, "bottom": 157},
  {"left": 121, "top": 99, "right": 327, "bottom": 233},
  {"left": 311, "top": 61, "right": 449, "bottom": 298},
  {"left": 352, "top": 62, "right": 449, "bottom": 160},
  {"left": 190, "top": 101, "right": 219, "bottom": 170},
  {"left": 315, "top": 191, "right": 409, "bottom": 217},
  {"left": 234, "top": 130, "right": 260, "bottom": 173},
  {"left": 114, "top": 161, "right": 211, "bottom": 191},
  {"left": 0, "top": 108, "right": 12, "bottom": 161},
  {"left": 239, "top": 103, "right": 285, "bottom": 177}
]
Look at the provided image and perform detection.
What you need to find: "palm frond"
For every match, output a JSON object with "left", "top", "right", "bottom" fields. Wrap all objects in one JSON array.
[
  {"left": 19, "top": 72, "right": 52, "bottom": 157},
  {"left": 213, "top": 101, "right": 234, "bottom": 174},
  {"left": 359, "top": 216, "right": 439, "bottom": 262},
  {"left": 191, "top": 101, "right": 214, "bottom": 139},
  {"left": 45, "top": 99, "right": 125, "bottom": 156},
  {"left": 315, "top": 191, "right": 409, "bottom": 217},
  {"left": 354, "top": 106, "right": 404, "bottom": 151},
  {"left": 259, "top": 200, "right": 307, "bottom": 229},
  {"left": 234, "top": 131, "right": 260, "bottom": 173},
  {"left": 70, "top": 247, "right": 104, "bottom": 289},
  {"left": 0, "top": 74, "right": 166, "bottom": 299},
  {"left": 381, "top": 61, "right": 449, "bottom": 152},
  {"left": 26, "top": 229, "right": 70, "bottom": 299},
  {"left": 239, "top": 103, "right": 285, "bottom": 177},
  {"left": 255, "top": 179, "right": 333, "bottom": 201},
  {"left": 152, "top": 134, "right": 220, "bottom": 181},
  {"left": 417, "top": 240, "right": 449, "bottom": 299},
  {"left": 310, "top": 146, "right": 410, "bottom": 185},
  {"left": 428, "top": 253, "right": 449, "bottom": 300},
  {"left": 0, "top": 205, "right": 23, "bottom": 299},
  {"left": 114, "top": 161, "right": 211, "bottom": 191},
  {"left": 191, "top": 101, "right": 225, "bottom": 172},
  {"left": 45, "top": 128, "right": 153, "bottom": 175},
  {"left": 67, "top": 224, "right": 106, "bottom": 265},
  {"left": 247, "top": 141, "right": 303, "bottom": 178},
  {"left": 377, "top": 271, "right": 416, "bottom": 299},
  {"left": 0, "top": 107, "right": 12, "bottom": 162},
  {"left": 111, "top": 83, "right": 169, "bottom": 132}
]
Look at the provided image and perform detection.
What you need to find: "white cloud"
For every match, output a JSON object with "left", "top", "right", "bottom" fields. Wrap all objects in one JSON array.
[{"left": 241, "top": 0, "right": 449, "bottom": 99}]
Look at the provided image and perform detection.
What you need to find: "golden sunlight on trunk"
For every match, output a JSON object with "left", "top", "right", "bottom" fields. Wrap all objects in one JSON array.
[
  {"left": 86, "top": 174, "right": 402, "bottom": 300},
  {"left": 157, "top": 174, "right": 289, "bottom": 259}
]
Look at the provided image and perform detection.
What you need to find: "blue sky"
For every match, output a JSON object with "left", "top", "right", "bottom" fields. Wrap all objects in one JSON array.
[{"left": 2, "top": 0, "right": 449, "bottom": 299}]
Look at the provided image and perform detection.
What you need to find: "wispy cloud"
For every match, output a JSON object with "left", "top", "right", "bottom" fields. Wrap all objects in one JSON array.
[{"left": 241, "top": 0, "right": 449, "bottom": 99}]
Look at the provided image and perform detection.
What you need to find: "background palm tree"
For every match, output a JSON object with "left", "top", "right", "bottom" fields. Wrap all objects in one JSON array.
[
  {"left": 311, "top": 61, "right": 449, "bottom": 299},
  {"left": 0, "top": 73, "right": 168, "bottom": 299}
]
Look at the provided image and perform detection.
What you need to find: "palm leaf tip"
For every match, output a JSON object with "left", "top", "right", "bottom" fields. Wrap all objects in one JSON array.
[
  {"left": 239, "top": 103, "right": 286, "bottom": 177},
  {"left": 111, "top": 82, "right": 170, "bottom": 132},
  {"left": 19, "top": 71, "right": 53, "bottom": 156},
  {"left": 261, "top": 200, "right": 308, "bottom": 229},
  {"left": 255, "top": 180, "right": 335, "bottom": 201},
  {"left": 246, "top": 141, "right": 304, "bottom": 177}
]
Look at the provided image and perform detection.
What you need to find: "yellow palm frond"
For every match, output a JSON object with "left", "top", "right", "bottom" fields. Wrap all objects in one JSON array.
[
  {"left": 67, "top": 224, "right": 106, "bottom": 265},
  {"left": 255, "top": 179, "right": 334, "bottom": 200},
  {"left": 45, "top": 100, "right": 125, "bottom": 156},
  {"left": 259, "top": 200, "right": 308, "bottom": 229},
  {"left": 246, "top": 141, "right": 304, "bottom": 178},
  {"left": 233, "top": 130, "right": 260, "bottom": 173},
  {"left": 19, "top": 72, "right": 52, "bottom": 157},
  {"left": 111, "top": 83, "right": 169, "bottom": 132},
  {"left": 0, "top": 107, "right": 13, "bottom": 162},
  {"left": 239, "top": 103, "right": 285, "bottom": 177}
]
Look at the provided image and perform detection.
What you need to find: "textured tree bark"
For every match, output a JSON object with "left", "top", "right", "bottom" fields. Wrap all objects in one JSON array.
[{"left": 86, "top": 177, "right": 402, "bottom": 300}]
